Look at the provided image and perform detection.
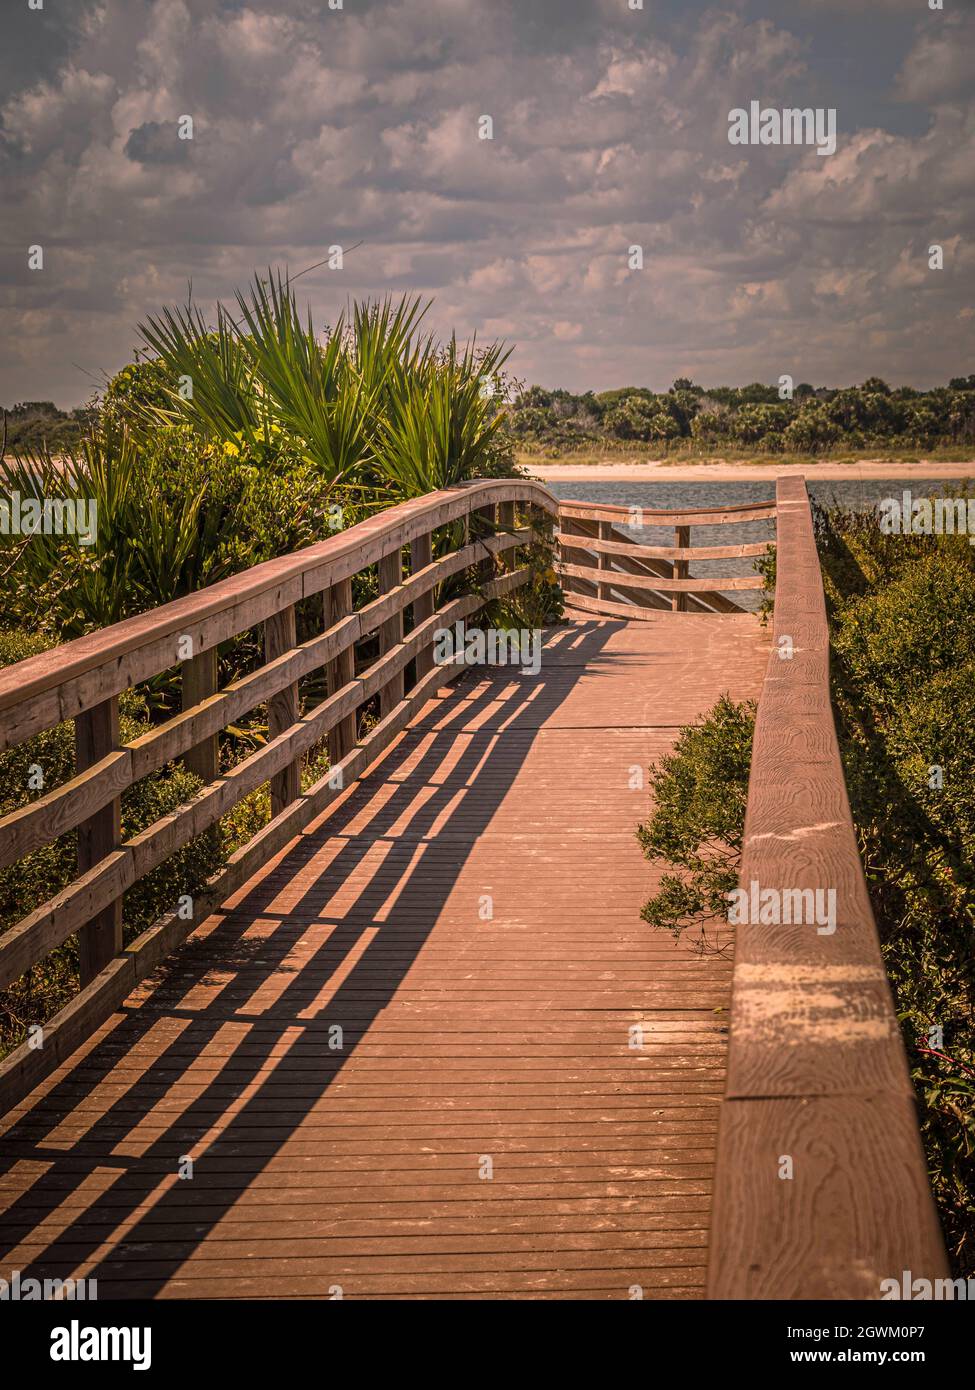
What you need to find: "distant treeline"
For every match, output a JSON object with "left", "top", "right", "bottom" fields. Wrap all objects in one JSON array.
[
  {"left": 7, "top": 372, "right": 975, "bottom": 461},
  {"left": 1, "top": 400, "right": 97, "bottom": 456},
  {"left": 508, "top": 376, "right": 975, "bottom": 455}
]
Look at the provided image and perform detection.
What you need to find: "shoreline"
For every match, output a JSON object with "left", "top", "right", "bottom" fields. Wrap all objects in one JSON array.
[{"left": 524, "top": 459, "right": 975, "bottom": 483}]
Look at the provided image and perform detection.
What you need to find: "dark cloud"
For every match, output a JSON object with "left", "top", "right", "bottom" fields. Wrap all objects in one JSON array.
[
  {"left": 0, "top": 0, "right": 972, "bottom": 406},
  {"left": 124, "top": 119, "right": 193, "bottom": 164}
]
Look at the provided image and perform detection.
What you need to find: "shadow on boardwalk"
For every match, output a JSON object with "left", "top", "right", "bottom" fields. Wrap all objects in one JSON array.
[{"left": 0, "top": 623, "right": 634, "bottom": 1297}]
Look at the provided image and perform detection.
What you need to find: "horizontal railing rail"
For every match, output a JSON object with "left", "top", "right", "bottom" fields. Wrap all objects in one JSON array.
[
  {"left": 556, "top": 496, "right": 776, "bottom": 616},
  {"left": 0, "top": 477, "right": 557, "bottom": 1115},
  {"left": 707, "top": 475, "right": 948, "bottom": 1298}
]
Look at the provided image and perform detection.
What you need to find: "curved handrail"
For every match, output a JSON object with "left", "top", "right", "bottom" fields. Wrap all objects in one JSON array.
[
  {"left": 0, "top": 477, "right": 556, "bottom": 1115},
  {"left": 557, "top": 493, "right": 775, "bottom": 616},
  {"left": 707, "top": 476, "right": 948, "bottom": 1299},
  {"left": 0, "top": 477, "right": 558, "bottom": 751},
  {"left": 557, "top": 497, "right": 777, "bottom": 526}
]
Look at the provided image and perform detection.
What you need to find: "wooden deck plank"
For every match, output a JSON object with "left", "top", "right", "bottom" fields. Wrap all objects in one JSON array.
[{"left": 0, "top": 615, "right": 769, "bottom": 1300}]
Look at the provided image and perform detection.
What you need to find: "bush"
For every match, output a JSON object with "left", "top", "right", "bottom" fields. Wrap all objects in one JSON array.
[
  {"left": 637, "top": 695, "right": 754, "bottom": 950},
  {"left": 824, "top": 534, "right": 975, "bottom": 1271},
  {"left": 0, "top": 423, "right": 345, "bottom": 640},
  {"left": 831, "top": 552, "right": 975, "bottom": 714},
  {"left": 604, "top": 395, "right": 680, "bottom": 443},
  {"left": 635, "top": 510, "right": 975, "bottom": 1274}
]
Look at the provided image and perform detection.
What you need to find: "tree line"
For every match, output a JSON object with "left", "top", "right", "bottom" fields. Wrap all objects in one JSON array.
[{"left": 509, "top": 376, "right": 975, "bottom": 454}]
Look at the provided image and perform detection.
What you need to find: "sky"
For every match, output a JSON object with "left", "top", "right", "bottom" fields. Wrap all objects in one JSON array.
[{"left": 1, "top": 0, "right": 973, "bottom": 407}]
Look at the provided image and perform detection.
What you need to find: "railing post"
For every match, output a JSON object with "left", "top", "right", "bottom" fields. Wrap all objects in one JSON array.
[
  {"left": 76, "top": 697, "right": 122, "bottom": 984},
  {"left": 181, "top": 647, "right": 219, "bottom": 782},
  {"left": 265, "top": 605, "right": 300, "bottom": 816},
  {"left": 556, "top": 512, "right": 583, "bottom": 603},
  {"left": 598, "top": 521, "right": 612, "bottom": 604},
  {"left": 379, "top": 547, "right": 405, "bottom": 717},
  {"left": 410, "top": 531, "right": 435, "bottom": 680},
  {"left": 673, "top": 524, "right": 689, "bottom": 613},
  {"left": 326, "top": 579, "right": 356, "bottom": 764},
  {"left": 498, "top": 500, "right": 516, "bottom": 571},
  {"left": 473, "top": 503, "right": 496, "bottom": 585}
]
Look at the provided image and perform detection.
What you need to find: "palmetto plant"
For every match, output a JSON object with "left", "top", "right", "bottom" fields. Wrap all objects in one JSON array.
[
  {"left": 1, "top": 273, "right": 520, "bottom": 653},
  {"left": 373, "top": 337, "right": 512, "bottom": 502},
  {"left": 133, "top": 272, "right": 514, "bottom": 503},
  {"left": 138, "top": 299, "right": 264, "bottom": 448},
  {"left": 1, "top": 428, "right": 228, "bottom": 637},
  {"left": 233, "top": 275, "right": 427, "bottom": 486}
]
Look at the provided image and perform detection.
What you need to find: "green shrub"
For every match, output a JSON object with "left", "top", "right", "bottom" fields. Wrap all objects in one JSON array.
[
  {"left": 832, "top": 552, "right": 975, "bottom": 714},
  {"left": 823, "top": 531, "right": 975, "bottom": 1271},
  {"left": 637, "top": 694, "right": 754, "bottom": 949},
  {"left": 0, "top": 424, "right": 343, "bottom": 640},
  {"left": 636, "top": 513, "right": 975, "bottom": 1274}
]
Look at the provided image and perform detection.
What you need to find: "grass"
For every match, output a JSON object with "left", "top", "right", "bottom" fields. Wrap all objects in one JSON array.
[{"left": 516, "top": 444, "right": 975, "bottom": 468}]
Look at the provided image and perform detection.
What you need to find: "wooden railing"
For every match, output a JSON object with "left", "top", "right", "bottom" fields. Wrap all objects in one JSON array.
[
  {"left": 0, "top": 478, "right": 557, "bottom": 1116},
  {"left": 707, "top": 476, "right": 948, "bottom": 1298},
  {"left": 2, "top": 471, "right": 947, "bottom": 1295},
  {"left": 556, "top": 498, "right": 776, "bottom": 616}
]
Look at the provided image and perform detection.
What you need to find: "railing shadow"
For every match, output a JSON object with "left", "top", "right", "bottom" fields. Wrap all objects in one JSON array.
[{"left": 0, "top": 620, "right": 631, "bottom": 1296}]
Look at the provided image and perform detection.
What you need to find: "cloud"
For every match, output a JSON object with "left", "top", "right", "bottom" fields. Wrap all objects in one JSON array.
[
  {"left": 124, "top": 120, "right": 192, "bottom": 165},
  {"left": 0, "top": 0, "right": 972, "bottom": 406},
  {"left": 896, "top": 11, "right": 975, "bottom": 104}
]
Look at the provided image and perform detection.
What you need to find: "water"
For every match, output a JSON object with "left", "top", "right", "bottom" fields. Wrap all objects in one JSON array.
[{"left": 546, "top": 477, "right": 967, "bottom": 612}]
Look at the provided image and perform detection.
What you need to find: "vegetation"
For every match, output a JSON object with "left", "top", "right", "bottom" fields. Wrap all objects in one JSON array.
[
  {"left": 0, "top": 632, "right": 225, "bottom": 1055},
  {"left": 1, "top": 425, "right": 343, "bottom": 640},
  {"left": 636, "top": 495, "right": 975, "bottom": 1275},
  {"left": 508, "top": 375, "right": 975, "bottom": 458},
  {"left": 818, "top": 498, "right": 975, "bottom": 1274},
  {"left": 0, "top": 270, "right": 555, "bottom": 1057},
  {"left": 637, "top": 695, "right": 754, "bottom": 949},
  {"left": 0, "top": 401, "right": 96, "bottom": 457},
  {"left": 0, "top": 274, "right": 533, "bottom": 647}
]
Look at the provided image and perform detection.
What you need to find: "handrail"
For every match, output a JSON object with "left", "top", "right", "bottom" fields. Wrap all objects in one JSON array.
[
  {"left": 707, "top": 475, "right": 948, "bottom": 1299},
  {"left": 0, "top": 478, "right": 556, "bottom": 751},
  {"left": 556, "top": 495, "right": 775, "bottom": 615},
  {"left": 0, "top": 477, "right": 557, "bottom": 1115},
  {"left": 558, "top": 498, "right": 776, "bottom": 526}
]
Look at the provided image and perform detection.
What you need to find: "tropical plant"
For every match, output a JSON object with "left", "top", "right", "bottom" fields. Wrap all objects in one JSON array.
[
  {"left": 637, "top": 694, "right": 755, "bottom": 951},
  {"left": 373, "top": 337, "right": 513, "bottom": 500},
  {"left": 0, "top": 423, "right": 339, "bottom": 640}
]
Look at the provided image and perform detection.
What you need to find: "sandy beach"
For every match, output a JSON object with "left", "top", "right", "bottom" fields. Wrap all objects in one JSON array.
[{"left": 524, "top": 459, "right": 975, "bottom": 483}]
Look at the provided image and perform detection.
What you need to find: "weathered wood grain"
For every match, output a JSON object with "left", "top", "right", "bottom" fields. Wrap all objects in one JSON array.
[
  {"left": 672, "top": 525, "right": 689, "bottom": 614},
  {"left": 326, "top": 578, "right": 356, "bottom": 765},
  {"left": 559, "top": 562, "right": 764, "bottom": 593},
  {"left": 180, "top": 647, "right": 219, "bottom": 784},
  {"left": 265, "top": 605, "right": 300, "bottom": 816},
  {"left": 0, "top": 614, "right": 769, "bottom": 1298},
  {"left": 0, "top": 481, "right": 557, "bottom": 751},
  {"left": 706, "top": 475, "right": 948, "bottom": 1299},
  {"left": 74, "top": 698, "right": 122, "bottom": 985},
  {"left": 378, "top": 549, "right": 405, "bottom": 718},
  {"left": 409, "top": 532, "right": 435, "bottom": 680},
  {"left": 708, "top": 1096, "right": 949, "bottom": 1299}
]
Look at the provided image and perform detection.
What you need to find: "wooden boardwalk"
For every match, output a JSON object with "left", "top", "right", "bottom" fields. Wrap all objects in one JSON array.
[{"left": 0, "top": 614, "right": 769, "bottom": 1299}]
